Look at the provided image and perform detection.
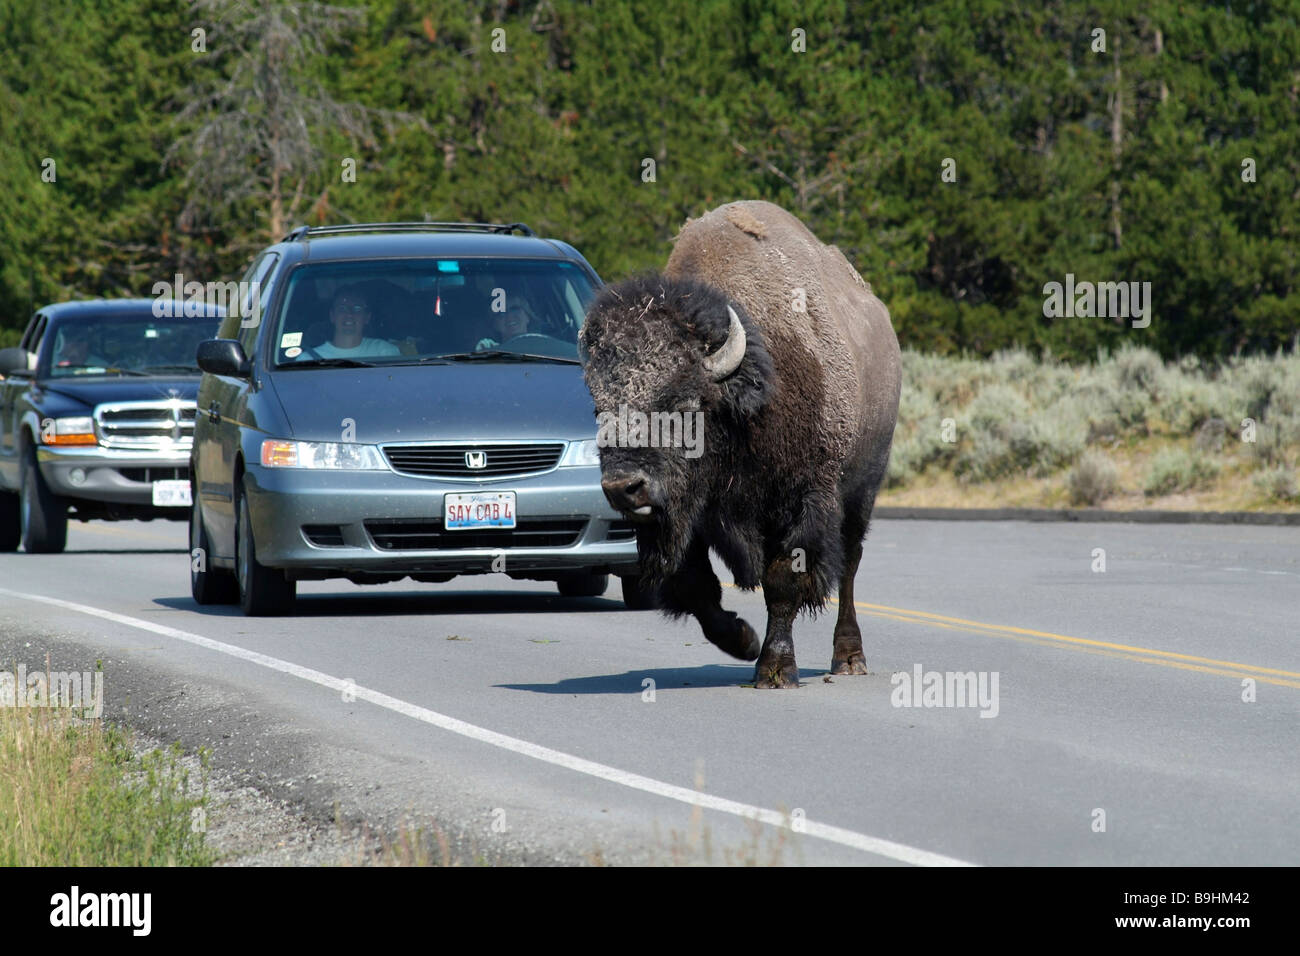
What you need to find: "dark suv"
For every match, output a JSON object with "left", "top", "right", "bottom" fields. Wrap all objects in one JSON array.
[
  {"left": 190, "top": 222, "right": 644, "bottom": 615},
  {"left": 0, "top": 299, "right": 222, "bottom": 552}
]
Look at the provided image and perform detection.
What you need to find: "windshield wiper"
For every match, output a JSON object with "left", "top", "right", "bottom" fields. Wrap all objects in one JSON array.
[
  {"left": 434, "top": 350, "right": 581, "bottom": 365},
  {"left": 279, "top": 357, "right": 377, "bottom": 369},
  {"left": 391, "top": 356, "right": 454, "bottom": 366},
  {"left": 135, "top": 364, "right": 201, "bottom": 373},
  {"left": 64, "top": 366, "right": 150, "bottom": 376}
]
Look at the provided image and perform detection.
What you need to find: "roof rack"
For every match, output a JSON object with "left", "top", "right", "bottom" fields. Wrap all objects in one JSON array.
[{"left": 280, "top": 222, "right": 536, "bottom": 242}]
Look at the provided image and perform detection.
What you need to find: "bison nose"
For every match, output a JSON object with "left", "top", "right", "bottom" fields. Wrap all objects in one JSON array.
[{"left": 601, "top": 474, "right": 653, "bottom": 514}]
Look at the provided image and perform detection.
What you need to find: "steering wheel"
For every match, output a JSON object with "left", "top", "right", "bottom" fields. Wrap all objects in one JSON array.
[{"left": 496, "top": 332, "right": 579, "bottom": 359}]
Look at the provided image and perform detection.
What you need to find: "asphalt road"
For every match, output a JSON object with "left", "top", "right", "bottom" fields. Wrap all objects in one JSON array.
[{"left": 1, "top": 517, "right": 1297, "bottom": 865}]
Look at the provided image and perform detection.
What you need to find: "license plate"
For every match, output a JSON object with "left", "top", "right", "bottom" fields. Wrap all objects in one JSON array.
[
  {"left": 152, "top": 479, "right": 192, "bottom": 507},
  {"left": 444, "top": 491, "right": 516, "bottom": 529}
]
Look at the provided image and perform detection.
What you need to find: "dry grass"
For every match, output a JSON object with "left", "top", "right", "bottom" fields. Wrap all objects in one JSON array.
[
  {"left": 883, "top": 344, "right": 1300, "bottom": 511},
  {"left": 0, "top": 687, "right": 211, "bottom": 865}
]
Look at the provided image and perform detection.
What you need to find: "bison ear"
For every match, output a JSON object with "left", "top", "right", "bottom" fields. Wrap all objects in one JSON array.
[{"left": 712, "top": 303, "right": 774, "bottom": 420}]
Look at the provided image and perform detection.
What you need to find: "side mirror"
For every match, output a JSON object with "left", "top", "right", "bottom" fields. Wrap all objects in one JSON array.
[
  {"left": 0, "top": 346, "right": 31, "bottom": 376},
  {"left": 196, "top": 339, "right": 251, "bottom": 378}
]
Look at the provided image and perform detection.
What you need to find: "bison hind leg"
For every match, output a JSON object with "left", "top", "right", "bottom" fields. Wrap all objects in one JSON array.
[{"left": 831, "top": 502, "right": 871, "bottom": 676}]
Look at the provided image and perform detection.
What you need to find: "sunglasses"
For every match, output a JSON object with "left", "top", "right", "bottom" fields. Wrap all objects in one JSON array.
[{"left": 334, "top": 303, "right": 369, "bottom": 315}]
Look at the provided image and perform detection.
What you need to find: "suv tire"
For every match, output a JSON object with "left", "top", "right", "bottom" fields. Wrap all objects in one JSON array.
[
  {"left": 0, "top": 491, "right": 19, "bottom": 552},
  {"left": 20, "top": 443, "right": 67, "bottom": 553}
]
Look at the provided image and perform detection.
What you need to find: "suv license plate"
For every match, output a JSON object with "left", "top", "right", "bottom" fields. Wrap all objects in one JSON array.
[
  {"left": 445, "top": 492, "right": 516, "bottom": 530},
  {"left": 152, "top": 479, "right": 192, "bottom": 507}
]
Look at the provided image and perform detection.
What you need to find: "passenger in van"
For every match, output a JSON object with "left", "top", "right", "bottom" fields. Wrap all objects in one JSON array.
[
  {"left": 475, "top": 302, "right": 536, "bottom": 351},
  {"left": 301, "top": 286, "right": 400, "bottom": 359}
]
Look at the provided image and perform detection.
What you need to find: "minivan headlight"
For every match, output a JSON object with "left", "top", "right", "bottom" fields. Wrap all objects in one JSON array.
[
  {"left": 559, "top": 439, "right": 600, "bottom": 467},
  {"left": 260, "top": 440, "right": 387, "bottom": 470}
]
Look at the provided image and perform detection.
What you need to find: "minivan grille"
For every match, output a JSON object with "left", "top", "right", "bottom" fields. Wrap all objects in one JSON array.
[
  {"left": 95, "top": 400, "right": 196, "bottom": 450},
  {"left": 606, "top": 520, "right": 637, "bottom": 542},
  {"left": 365, "top": 517, "right": 586, "bottom": 551},
  {"left": 303, "top": 525, "right": 346, "bottom": 547},
  {"left": 382, "top": 442, "right": 565, "bottom": 478}
]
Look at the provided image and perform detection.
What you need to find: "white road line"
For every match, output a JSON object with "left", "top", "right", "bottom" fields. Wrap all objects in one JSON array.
[{"left": 0, "top": 586, "right": 975, "bottom": 867}]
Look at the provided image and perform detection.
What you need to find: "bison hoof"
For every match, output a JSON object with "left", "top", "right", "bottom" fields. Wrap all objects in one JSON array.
[
  {"left": 735, "top": 619, "right": 762, "bottom": 661},
  {"left": 709, "top": 615, "right": 761, "bottom": 661},
  {"left": 831, "top": 653, "right": 869, "bottom": 676},
  {"left": 753, "top": 660, "right": 800, "bottom": 689}
]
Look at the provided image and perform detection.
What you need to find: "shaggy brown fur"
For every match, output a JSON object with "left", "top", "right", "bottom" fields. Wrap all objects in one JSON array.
[{"left": 581, "top": 200, "right": 901, "bottom": 688}]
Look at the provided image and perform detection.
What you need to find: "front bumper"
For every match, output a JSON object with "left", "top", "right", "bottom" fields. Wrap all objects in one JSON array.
[
  {"left": 37, "top": 444, "right": 190, "bottom": 505},
  {"left": 242, "top": 463, "right": 640, "bottom": 576}
]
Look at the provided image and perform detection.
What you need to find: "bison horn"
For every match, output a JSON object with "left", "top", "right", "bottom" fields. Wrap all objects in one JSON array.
[{"left": 703, "top": 305, "right": 747, "bottom": 380}]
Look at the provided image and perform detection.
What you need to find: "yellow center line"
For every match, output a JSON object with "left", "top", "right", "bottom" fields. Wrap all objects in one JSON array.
[
  {"left": 73, "top": 523, "right": 181, "bottom": 544},
  {"left": 854, "top": 607, "right": 1300, "bottom": 689},
  {"left": 848, "top": 600, "right": 1300, "bottom": 680},
  {"left": 720, "top": 582, "right": 1298, "bottom": 686}
]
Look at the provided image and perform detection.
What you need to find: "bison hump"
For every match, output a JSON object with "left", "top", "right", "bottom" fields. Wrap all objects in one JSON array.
[{"left": 724, "top": 205, "right": 768, "bottom": 239}]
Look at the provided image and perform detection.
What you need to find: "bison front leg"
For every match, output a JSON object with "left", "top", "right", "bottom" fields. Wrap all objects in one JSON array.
[
  {"left": 754, "top": 555, "right": 803, "bottom": 689},
  {"left": 659, "top": 540, "right": 760, "bottom": 661}
]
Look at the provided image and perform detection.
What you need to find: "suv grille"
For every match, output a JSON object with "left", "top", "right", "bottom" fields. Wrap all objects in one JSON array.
[
  {"left": 118, "top": 467, "right": 186, "bottom": 483},
  {"left": 95, "top": 400, "right": 196, "bottom": 450},
  {"left": 365, "top": 517, "right": 586, "bottom": 551},
  {"left": 382, "top": 442, "right": 564, "bottom": 478}
]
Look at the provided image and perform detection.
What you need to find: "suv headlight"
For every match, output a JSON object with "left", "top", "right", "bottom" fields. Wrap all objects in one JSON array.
[
  {"left": 559, "top": 438, "right": 600, "bottom": 467},
  {"left": 260, "top": 440, "right": 387, "bottom": 470},
  {"left": 43, "top": 416, "right": 97, "bottom": 445}
]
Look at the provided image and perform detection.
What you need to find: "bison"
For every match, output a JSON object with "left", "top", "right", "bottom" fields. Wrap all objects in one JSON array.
[{"left": 580, "top": 200, "right": 901, "bottom": 688}]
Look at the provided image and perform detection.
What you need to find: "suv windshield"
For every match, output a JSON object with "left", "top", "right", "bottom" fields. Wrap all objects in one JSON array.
[
  {"left": 271, "top": 258, "right": 596, "bottom": 367},
  {"left": 45, "top": 313, "right": 222, "bottom": 377}
]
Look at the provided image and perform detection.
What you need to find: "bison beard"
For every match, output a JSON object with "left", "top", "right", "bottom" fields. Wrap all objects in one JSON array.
[{"left": 581, "top": 201, "right": 901, "bottom": 688}]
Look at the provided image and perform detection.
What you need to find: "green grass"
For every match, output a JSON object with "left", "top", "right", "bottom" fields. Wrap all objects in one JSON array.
[{"left": 0, "top": 701, "right": 212, "bottom": 866}]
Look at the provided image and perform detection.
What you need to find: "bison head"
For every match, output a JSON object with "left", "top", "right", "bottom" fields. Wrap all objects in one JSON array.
[{"left": 579, "top": 274, "right": 774, "bottom": 585}]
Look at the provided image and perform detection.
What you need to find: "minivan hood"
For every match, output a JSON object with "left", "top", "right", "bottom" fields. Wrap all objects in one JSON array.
[{"left": 267, "top": 362, "right": 598, "bottom": 443}]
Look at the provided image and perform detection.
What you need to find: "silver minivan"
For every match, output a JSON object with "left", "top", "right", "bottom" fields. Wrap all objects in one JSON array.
[{"left": 190, "top": 222, "right": 644, "bottom": 615}]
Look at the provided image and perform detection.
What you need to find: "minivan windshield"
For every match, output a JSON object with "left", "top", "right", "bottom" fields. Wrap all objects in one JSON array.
[{"left": 270, "top": 258, "right": 596, "bottom": 367}]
